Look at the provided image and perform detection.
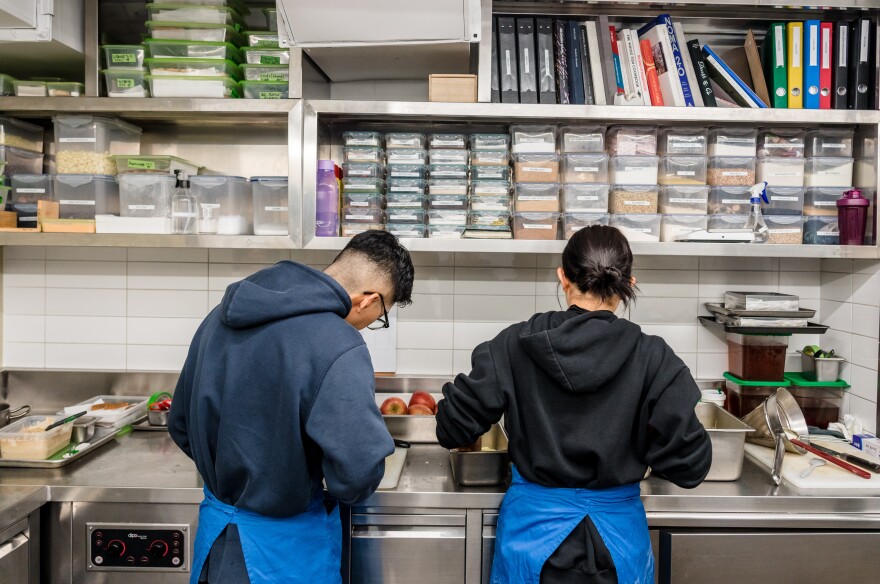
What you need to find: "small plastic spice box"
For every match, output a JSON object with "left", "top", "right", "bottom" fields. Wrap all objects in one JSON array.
[
  {"left": 514, "top": 183, "right": 561, "bottom": 212},
  {"left": 660, "top": 214, "right": 708, "bottom": 242},
  {"left": 609, "top": 184, "right": 659, "bottom": 214},
  {"left": 343, "top": 163, "right": 384, "bottom": 179},
  {"left": 428, "top": 224, "right": 466, "bottom": 238},
  {"left": 386, "top": 208, "right": 426, "bottom": 224},
  {"left": 470, "top": 134, "right": 510, "bottom": 151},
  {"left": 609, "top": 214, "right": 661, "bottom": 242},
  {"left": 240, "top": 47, "right": 289, "bottom": 65},
  {"left": 342, "top": 223, "right": 384, "bottom": 236},
  {"left": 145, "top": 40, "right": 242, "bottom": 62},
  {"left": 429, "top": 134, "right": 467, "bottom": 149},
  {"left": 513, "top": 212, "right": 560, "bottom": 240},
  {"left": 804, "top": 186, "right": 848, "bottom": 216},
  {"left": 386, "top": 149, "right": 428, "bottom": 165},
  {"left": 560, "top": 125, "right": 606, "bottom": 154},
  {"left": 608, "top": 126, "right": 657, "bottom": 156},
  {"left": 563, "top": 213, "right": 610, "bottom": 239},
  {"left": 53, "top": 174, "right": 120, "bottom": 219},
  {"left": 145, "top": 21, "right": 245, "bottom": 44},
  {"left": 428, "top": 210, "right": 468, "bottom": 225},
  {"left": 342, "top": 207, "right": 384, "bottom": 224},
  {"left": 805, "top": 128, "right": 854, "bottom": 158},
  {"left": 471, "top": 180, "right": 511, "bottom": 197},
  {"left": 429, "top": 149, "right": 469, "bottom": 166},
  {"left": 385, "top": 193, "right": 426, "bottom": 209},
  {"left": 708, "top": 213, "right": 749, "bottom": 231},
  {"left": 658, "top": 156, "right": 707, "bottom": 186},
  {"left": 343, "top": 131, "right": 384, "bottom": 148},
  {"left": 343, "top": 147, "right": 384, "bottom": 164},
  {"left": 562, "top": 154, "right": 609, "bottom": 183},
  {"left": 757, "top": 128, "right": 805, "bottom": 158},
  {"left": 246, "top": 80, "right": 288, "bottom": 99},
  {"left": 427, "top": 164, "right": 468, "bottom": 179},
  {"left": 510, "top": 125, "right": 557, "bottom": 154},
  {"left": 118, "top": 174, "right": 174, "bottom": 218},
  {"left": 757, "top": 157, "right": 806, "bottom": 187},
  {"left": 386, "top": 133, "right": 426, "bottom": 150},
  {"left": 708, "top": 127, "right": 758, "bottom": 157},
  {"left": 804, "top": 157, "right": 854, "bottom": 188},
  {"left": 707, "top": 157, "right": 757, "bottom": 187},
  {"left": 240, "top": 64, "right": 288, "bottom": 82},
  {"left": 387, "top": 164, "right": 425, "bottom": 179},
  {"left": 387, "top": 178, "right": 426, "bottom": 195},
  {"left": 470, "top": 196, "right": 511, "bottom": 211},
  {"left": 471, "top": 151, "right": 510, "bottom": 167},
  {"left": 427, "top": 179, "right": 469, "bottom": 196},
  {"left": 102, "top": 44, "right": 147, "bottom": 68},
  {"left": 609, "top": 156, "right": 659, "bottom": 185},
  {"left": 765, "top": 215, "right": 804, "bottom": 244},
  {"left": 103, "top": 69, "right": 149, "bottom": 98},
  {"left": 764, "top": 187, "right": 805, "bottom": 216},
  {"left": 658, "top": 126, "right": 708, "bottom": 156},
  {"left": 470, "top": 210, "right": 512, "bottom": 230},
  {"left": 387, "top": 224, "right": 426, "bottom": 238},
  {"left": 709, "top": 186, "right": 752, "bottom": 214},
  {"left": 342, "top": 177, "right": 384, "bottom": 194},
  {"left": 342, "top": 193, "right": 383, "bottom": 211},
  {"left": 471, "top": 166, "right": 510, "bottom": 181},
  {"left": 659, "top": 185, "right": 709, "bottom": 214},
  {"left": 563, "top": 184, "right": 610, "bottom": 213},
  {"left": 727, "top": 334, "right": 790, "bottom": 381},
  {"left": 514, "top": 154, "right": 560, "bottom": 182},
  {"left": 803, "top": 216, "right": 840, "bottom": 245}
]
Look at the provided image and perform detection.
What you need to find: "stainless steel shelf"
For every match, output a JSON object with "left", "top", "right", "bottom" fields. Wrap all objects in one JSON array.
[{"left": 0, "top": 233, "right": 296, "bottom": 249}]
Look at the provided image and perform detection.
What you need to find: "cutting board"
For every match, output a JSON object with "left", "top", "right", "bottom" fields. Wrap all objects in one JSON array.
[
  {"left": 745, "top": 441, "right": 880, "bottom": 489},
  {"left": 378, "top": 447, "right": 408, "bottom": 490}
]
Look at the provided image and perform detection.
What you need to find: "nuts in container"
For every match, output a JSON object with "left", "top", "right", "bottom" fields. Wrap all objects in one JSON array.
[
  {"left": 707, "top": 157, "right": 757, "bottom": 187},
  {"left": 757, "top": 128, "right": 806, "bottom": 158},
  {"left": 514, "top": 154, "right": 560, "bottom": 182},
  {"left": 608, "top": 126, "right": 657, "bottom": 156},
  {"left": 765, "top": 215, "right": 804, "bottom": 244},
  {"left": 57, "top": 151, "right": 118, "bottom": 175},
  {"left": 709, "top": 186, "right": 752, "bottom": 214},
  {"left": 610, "top": 184, "right": 659, "bottom": 214},
  {"left": 658, "top": 156, "right": 707, "bottom": 186}
]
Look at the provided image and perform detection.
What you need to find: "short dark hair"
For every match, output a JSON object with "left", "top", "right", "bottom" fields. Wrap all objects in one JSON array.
[
  {"left": 562, "top": 225, "right": 637, "bottom": 307},
  {"left": 335, "top": 230, "right": 415, "bottom": 306}
]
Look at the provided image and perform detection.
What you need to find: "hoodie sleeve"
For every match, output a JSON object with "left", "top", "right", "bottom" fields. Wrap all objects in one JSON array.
[
  {"left": 168, "top": 337, "right": 199, "bottom": 459},
  {"left": 436, "top": 340, "right": 508, "bottom": 449},
  {"left": 641, "top": 342, "right": 712, "bottom": 488},
  {"left": 306, "top": 344, "right": 395, "bottom": 504}
]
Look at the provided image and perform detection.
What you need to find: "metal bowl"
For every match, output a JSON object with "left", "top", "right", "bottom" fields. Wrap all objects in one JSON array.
[
  {"left": 148, "top": 409, "right": 169, "bottom": 427},
  {"left": 71, "top": 416, "right": 97, "bottom": 443}
]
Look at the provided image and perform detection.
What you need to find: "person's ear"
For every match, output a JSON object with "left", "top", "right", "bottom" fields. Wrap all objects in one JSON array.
[
  {"left": 557, "top": 267, "right": 571, "bottom": 294},
  {"left": 630, "top": 276, "right": 637, "bottom": 288}
]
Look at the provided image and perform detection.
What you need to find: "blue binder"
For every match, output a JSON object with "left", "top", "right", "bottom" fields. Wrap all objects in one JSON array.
[{"left": 804, "top": 20, "right": 822, "bottom": 109}]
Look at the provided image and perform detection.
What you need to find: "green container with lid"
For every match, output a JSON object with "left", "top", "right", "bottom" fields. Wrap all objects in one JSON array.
[
  {"left": 240, "top": 47, "right": 289, "bottom": 66},
  {"left": 102, "top": 45, "right": 147, "bottom": 69},
  {"left": 145, "top": 39, "right": 242, "bottom": 63},
  {"left": 783, "top": 372, "right": 850, "bottom": 388},
  {"left": 240, "top": 81, "right": 288, "bottom": 99},
  {"left": 145, "top": 58, "right": 242, "bottom": 80},
  {"left": 145, "top": 22, "right": 245, "bottom": 46},
  {"left": 240, "top": 64, "right": 288, "bottom": 82}
]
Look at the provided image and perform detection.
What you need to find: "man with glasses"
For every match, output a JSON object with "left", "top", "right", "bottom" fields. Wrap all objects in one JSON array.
[{"left": 169, "top": 230, "right": 415, "bottom": 584}]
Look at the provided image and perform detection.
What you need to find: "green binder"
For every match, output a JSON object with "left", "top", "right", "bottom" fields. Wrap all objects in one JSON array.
[{"left": 763, "top": 23, "right": 788, "bottom": 108}]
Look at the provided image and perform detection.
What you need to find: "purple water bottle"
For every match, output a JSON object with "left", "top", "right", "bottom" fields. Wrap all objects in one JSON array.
[
  {"left": 837, "top": 189, "right": 870, "bottom": 246},
  {"left": 316, "top": 160, "right": 339, "bottom": 237}
]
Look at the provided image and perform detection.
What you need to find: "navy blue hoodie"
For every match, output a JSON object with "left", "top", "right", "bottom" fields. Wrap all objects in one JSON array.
[{"left": 168, "top": 261, "right": 394, "bottom": 518}]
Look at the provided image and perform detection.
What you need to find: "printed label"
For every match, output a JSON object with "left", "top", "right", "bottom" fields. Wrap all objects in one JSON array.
[
  {"left": 770, "top": 172, "right": 801, "bottom": 177},
  {"left": 348, "top": 153, "right": 374, "bottom": 161},
  {"left": 127, "top": 159, "right": 156, "bottom": 170},
  {"left": 822, "top": 26, "right": 831, "bottom": 69},
  {"left": 574, "top": 166, "right": 600, "bottom": 172},
  {"left": 722, "top": 198, "right": 750, "bottom": 204},
  {"left": 117, "top": 78, "right": 135, "bottom": 89},
  {"left": 669, "top": 197, "right": 707, "bottom": 203},
  {"left": 171, "top": 212, "right": 196, "bottom": 218},
  {"left": 201, "top": 203, "right": 220, "bottom": 209},
  {"left": 773, "top": 196, "right": 800, "bottom": 201},
  {"left": 823, "top": 143, "right": 845, "bottom": 149},
  {"left": 505, "top": 50, "right": 512, "bottom": 76},
  {"left": 128, "top": 204, "right": 155, "bottom": 210},
  {"left": 59, "top": 137, "right": 96, "bottom": 143},
  {"left": 775, "top": 27, "right": 785, "bottom": 67},
  {"left": 723, "top": 171, "right": 749, "bottom": 177},
  {"left": 763, "top": 143, "right": 803, "bottom": 149},
  {"left": 522, "top": 166, "right": 551, "bottom": 173},
  {"left": 519, "top": 196, "right": 555, "bottom": 201},
  {"left": 346, "top": 185, "right": 375, "bottom": 191},
  {"left": 260, "top": 55, "right": 282, "bottom": 65},
  {"left": 260, "top": 72, "right": 287, "bottom": 82},
  {"left": 348, "top": 169, "right": 369, "bottom": 177},
  {"left": 390, "top": 186, "right": 420, "bottom": 192},
  {"left": 769, "top": 228, "right": 801, "bottom": 234},
  {"left": 860, "top": 22, "right": 870, "bottom": 62},
  {"left": 809, "top": 24, "right": 819, "bottom": 67},
  {"left": 259, "top": 91, "right": 283, "bottom": 99},
  {"left": 19, "top": 216, "right": 37, "bottom": 222},
  {"left": 792, "top": 26, "right": 802, "bottom": 66},
  {"left": 16, "top": 188, "right": 44, "bottom": 193},
  {"left": 387, "top": 202, "right": 420, "bottom": 208},
  {"left": 840, "top": 25, "right": 848, "bottom": 67},
  {"left": 577, "top": 196, "right": 600, "bottom": 201},
  {"left": 524, "top": 224, "right": 552, "bottom": 229},
  {"left": 350, "top": 201, "right": 369, "bottom": 207},
  {"left": 59, "top": 199, "right": 95, "bottom": 205},
  {"left": 475, "top": 186, "right": 509, "bottom": 195},
  {"left": 630, "top": 228, "right": 653, "bottom": 233},
  {"left": 675, "top": 143, "right": 703, "bottom": 149},
  {"left": 433, "top": 170, "right": 465, "bottom": 177},
  {"left": 389, "top": 155, "right": 421, "bottom": 163},
  {"left": 391, "top": 214, "right": 417, "bottom": 221},
  {"left": 345, "top": 214, "right": 374, "bottom": 220},
  {"left": 432, "top": 200, "right": 461, "bottom": 206},
  {"left": 392, "top": 172, "right": 419, "bottom": 178},
  {"left": 676, "top": 171, "right": 696, "bottom": 176},
  {"left": 524, "top": 48, "right": 530, "bottom": 74},
  {"left": 569, "top": 135, "right": 601, "bottom": 143},
  {"left": 818, "top": 169, "right": 846, "bottom": 176},
  {"left": 725, "top": 137, "right": 754, "bottom": 144},
  {"left": 477, "top": 155, "right": 505, "bottom": 163},
  {"left": 625, "top": 201, "right": 650, "bottom": 206},
  {"left": 111, "top": 53, "right": 137, "bottom": 63},
  {"left": 815, "top": 201, "right": 838, "bottom": 206},
  {"left": 347, "top": 139, "right": 376, "bottom": 146}
]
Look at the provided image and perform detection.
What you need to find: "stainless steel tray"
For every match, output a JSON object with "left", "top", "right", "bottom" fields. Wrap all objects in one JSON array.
[
  {"left": 696, "top": 402, "right": 755, "bottom": 481},
  {"left": 0, "top": 422, "right": 130, "bottom": 469},
  {"left": 132, "top": 418, "right": 168, "bottom": 432},
  {"left": 383, "top": 415, "right": 437, "bottom": 443},
  {"left": 449, "top": 424, "right": 510, "bottom": 486},
  {"left": 705, "top": 302, "right": 816, "bottom": 319}
]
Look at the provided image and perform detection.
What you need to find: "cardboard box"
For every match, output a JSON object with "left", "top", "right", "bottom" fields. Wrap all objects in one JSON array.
[
  {"left": 852, "top": 433, "right": 880, "bottom": 459},
  {"left": 429, "top": 74, "right": 478, "bottom": 103}
]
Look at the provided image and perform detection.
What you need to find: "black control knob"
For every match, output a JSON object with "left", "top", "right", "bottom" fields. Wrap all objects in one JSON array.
[
  {"left": 149, "top": 540, "right": 168, "bottom": 559},
  {"left": 107, "top": 540, "right": 126, "bottom": 557}
]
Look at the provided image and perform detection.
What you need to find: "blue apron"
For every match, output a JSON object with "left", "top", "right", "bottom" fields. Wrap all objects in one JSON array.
[
  {"left": 491, "top": 466, "right": 653, "bottom": 584},
  {"left": 191, "top": 487, "right": 342, "bottom": 584}
]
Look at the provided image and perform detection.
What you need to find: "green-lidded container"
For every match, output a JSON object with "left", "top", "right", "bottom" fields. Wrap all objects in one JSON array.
[
  {"left": 146, "top": 3, "right": 245, "bottom": 27},
  {"left": 723, "top": 372, "right": 791, "bottom": 419},
  {"left": 47, "top": 82, "right": 85, "bottom": 97},
  {"left": 0, "top": 74, "right": 15, "bottom": 96},
  {"left": 783, "top": 372, "right": 850, "bottom": 388},
  {"left": 102, "top": 44, "right": 147, "bottom": 69},
  {"left": 145, "top": 21, "right": 245, "bottom": 45},
  {"left": 240, "top": 64, "right": 288, "bottom": 82},
  {"left": 244, "top": 31, "right": 280, "bottom": 48},
  {"left": 112, "top": 155, "right": 201, "bottom": 176},
  {"left": 782, "top": 372, "right": 848, "bottom": 428},
  {"left": 145, "top": 39, "right": 242, "bottom": 63},
  {"left": 12, "top": 80, "right": 46, "bottom": 97},
  {"left": 102, "top": 69, "right": 150, "bottom": 97},
  {"left": 145, "top": 75, "right": 241, "bottom": 99},
  {"left": 145, "top": 58, "right": 242, "bottom": 81},
  {"left": 240, "top": 80, "right": 288, "bottom": 99},
  {"left": 240, "top": 47, "right": 289, "bottom": 65}
]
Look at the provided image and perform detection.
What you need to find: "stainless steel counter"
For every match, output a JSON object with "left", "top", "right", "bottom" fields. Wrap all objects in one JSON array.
[
  {"left": 0, "top": 486, "right": 46, "bottom": 531},
  {"left": 2, "top": 433, "right": 880, "bottom": 528}
]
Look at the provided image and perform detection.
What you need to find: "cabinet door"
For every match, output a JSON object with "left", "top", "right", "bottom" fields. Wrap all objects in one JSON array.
[
  {"left": 0, "top": 533, "right": 29, "bottom": 583},
  {"left": 350, "top": 515, "right": 466, "bottom": 584}
]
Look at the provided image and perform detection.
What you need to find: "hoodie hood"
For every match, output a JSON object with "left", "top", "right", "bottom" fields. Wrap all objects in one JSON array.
[
  {"left": 519, "top": 309, "right": 642, "bottom": 393},
  {"left": 220, "top": 261, "right": 352, "bottom": 329}
]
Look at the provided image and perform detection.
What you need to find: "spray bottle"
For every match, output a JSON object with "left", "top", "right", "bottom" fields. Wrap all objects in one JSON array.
[{"left": 744, "top": 181, "right": 770, "bottom": 244}]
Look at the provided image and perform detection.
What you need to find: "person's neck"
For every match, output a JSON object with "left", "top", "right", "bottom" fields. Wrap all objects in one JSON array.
[{"left": 568, "top": 295, "right": 618, "bottom": 313}]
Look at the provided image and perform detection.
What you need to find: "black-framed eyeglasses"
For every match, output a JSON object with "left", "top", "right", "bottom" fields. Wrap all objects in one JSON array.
[{"left": 364, "top": 291, "right": 390, "bottom": 330}]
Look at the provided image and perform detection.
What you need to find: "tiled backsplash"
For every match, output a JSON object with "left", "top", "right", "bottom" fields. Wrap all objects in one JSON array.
[{"left": 3, "top": 247, "right": 878, "bottom": 431}]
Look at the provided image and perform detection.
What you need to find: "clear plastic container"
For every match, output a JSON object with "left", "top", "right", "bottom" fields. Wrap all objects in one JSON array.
[
  {"left": 854, "top": 158, "right": 876, "bottom": 188},
  {"left": 757, "top": 157, "right": 806, "bottom": 187},
  {"left": 562, "top": 154, "right": 609, "bottom": 184},
  {"left": 427, "top": 179, "right": 468, "bottom": 196},
  {"left": 803, "top": 215, "right": 839, "bottom": 245},
  {"left": 47, "top": 82, "right": 84, "bottom": 97},
  {"left": 343, "top": 163, "right": 384, "bottom": 179},
  {"left": 514, "top": 154, "right": 560, "bottom": 183},
  {"left": 804, "top": 186, "right": 848, "bottom": 216},
  {"left": 385, "top": 192, "right": 425, "bottom": 208},
  {"left": 609, "top": 184, "right": 659, "bottom": 214},
  {"left": 343, "top": 131, "right": 383, "bottom": 148},
  {"left": 513, "top": 212, "right": 559, "bottom": 239},
  {"left": 388, "top": 178, "right": 426, "bottom": 195},
  {"left": 660, "top": 214, "right": 708, "bottom": 242},
  {"left": 102, "top": 69, "right": 150, "bottom": 98},
  {"left": 708, "top": 127, "right": 758, "bottom": 157},
  {"left": 659, "top": 185, "right": 709, "bottom": 214},
  {"left": 610, "top": 214, "right": 662, "bottom": 242},
  {"left": 427, "top": 164, "right": 468, "bottom": 179},
  {"left": 560, "top": 125, "right": 606, "bottom": 154},
  {"left": 563, "top": 184, "right": 610, "bottom": 213},
  {"left": 146, "top": 75, "right": 241, "bottom": 98},
  {"left": 469, "top": 195, "right": 511, "bottom": 211},
  {"left": 342, "top": 193, "right": 383, "bottom": 212},
  {"left": 709, "top": 186, "right": 752, "bottom": 215},
  {"left": 429, "top": 149, "right": 469, "bottom": 166},
  {"left": 112, "top": 154, "right": 200, "bottom": 176},
  {"left": 0, "top": 146, "right": 44, "bottom": 176},
  {"left": 146, "top": 58, "right": 242, "bottom": 79},
  {"left": 0, "top": 116, "right": 44, "bottom": 153},
  {"left": 727, "top": 334, "right": 789, "bottom": 382},
  {"left": 189, "top": 175, "right": 252, "bottom": 234},
  {"left": 609, "top": 156, "right": 659, "bottom": 185},
  {"left": 428, "top": 194, "right": 469, "bottom": 210},
  {"left": 510, "top": 125, "right": 557, "bottom": 154},
  {"left": 514, "top": 183, "right": 561, "bottom": 212},
  {"left": 241, "top": 80, "right": 288, "bottom": 99},
  {"left": 471, "top": 166, "right": 510, "bottom": 181},
  {"left": 342, "top": 223, "right": 385, "bottom": 236},
  {"left": 470, "top": 134, "right": 510, "bottom": 151},
  {"left": 428, "top": 210, "right": 468, "bottom": 225},
  {"left": 765, "top": 215, "right": 804, "bottom": 244},
  {"left": 386, "top": 149, "right": 427, "bottom": 165},
  {"left": 608, "top": 125, "right": 657, "bottom": 156},
  {"left": 563, "top": 213, "right": 610, "bottom": 238},
  {"left": 707, "top": 156, "right": 756, "bottom": 187},
  {"left": 241, "top": 47, "right": 289, "bottom": 65},
  {"left": 429, "top": 134, "right": 467, "bottom": 149},
  {"left": 343, "top": 177, "right": 384, "bottom": 194},
  {"left": 240, "top": 64, "right": 288, "bottom": 82},
  {"left": 245, "top": 31, "right": 280, "bottom": 48},
  {"left": 0, "top": 74, "right": 14, "bottom": 96},
  {"left": 708, "top": 213, "right": 749, "bottom": 231},
  {"left": 263, "top": 6, "right": 278, "bottom": 31},
  {"left": 145, "top": 39, "right": 242, "bottom": 62},
  {"left": 428, "top": 224, "right": 465, "bottom": 238},
  {"left": 386, "top": 208, "right": 426, "bottom": 224},
  {"left": 54, "top": 115, "right": 142, "bottom": 175},
  {"left": 387, "top": 164, "right": 425, "bottom": 179},
  {"left": 343, "top": 147, "right": 384, "bottom": 164},
  {"left": 10, "top": 174, "right": 52, "bottom": 199},
  {"left": 471, "top": 150, "right": 510, "bottom": 167},
  {"left": 118, "top": 173, "right": 174, "bottom": 219},
  {"left": 658, "top": 127, "right": 708, "bottom": 156},
  {"left": 53, "top": 174, "right": 120, "bottom": 219},
  {"left": 386, "top": 133, "right": 427, "bottom": 150},
  {"left": 146, "top": 21, "right": 245, "bottom": 44},
  {"left": 471, "top": 180, "right": 511, "bottom": 197},
  {"left": 806, "top": 128, "right": 854, "bottom": 158},
  {"left": 804, "top": 157, "right": 854, "bottom": 187},
  {"left": 764, "top": 187, "right": 805, "bottom": 216},
  {"left": 147, "top": 3, "right": 243, "bottom": 25},
  {"left": 658, "top": 156, "right": 707, "bottom": 186},
  {"left": 757, "top": 128, "right": 806, "bottom": 158},
  {"left": 0, "top": 416, "right": 73, "bottom": 460},
  {"left": 12, "top": 80, "right": 46, "bottom": 97},
  {"left": 102, "top": 44, "right": 147, "bottom": 68},
  {"left": 341, "top": 207, "right": 384, "bottom": 224},
  {"left": 387, "top": 223, "right": 426, "bottom": 238}
]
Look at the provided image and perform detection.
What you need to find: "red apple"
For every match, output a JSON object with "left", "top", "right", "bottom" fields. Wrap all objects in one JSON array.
[
  {"left": 380, "top": 397, "right": 408, "bottom": 416},
  {"left": 408, "top": 391, "right": 437, "bottom": 414},
  {"left": 408, "top": 404, "right": 434, "bottom": 416}
]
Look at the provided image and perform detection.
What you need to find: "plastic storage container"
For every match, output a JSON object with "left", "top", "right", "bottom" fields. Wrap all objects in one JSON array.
[
  {"left": 145, "top": 21, "right": 245, "bottom": 44},
  {"left": 514, "top": 154, "right": 560, "bottom": 182},
  {"left": 263, "top": 6, "right": 278, "bottom": 30},
  {"left": 118, "top": 173, "right": 175, "bottom": 218},
  {"left": 609, "top": 184, "right": 659, "bottom": 214},
  {"left": 727, "top": 333, "right": 790, "bottom": 381},
  {"left": 560, "top": 125, "right": 606, "bottom": 154},
  {"left": 471, "top": 180, "right": 511, "bottom": 197},
  {"left": 563, "top": 213, "right": 610, "bottom": 238},
  {"left": 708, "top": 127, "right": 758, "bottom": 157},
  {"left": 387, "top": 149, "right": 428, "bottom": 165},
  {"left": 343, "top": 131, "right": 383, "bottom": 148},
  {"left": 147, "top": 3, "right": 243, "bottom": 25},
  {"left": 112, "top": 154, "right": 199, "bottom": 176},
  {"left": 0, "top": 416, "right": 73, "bottom": 460},
  {"left": 804, "top": 187, "right": 848, "bottom": 216},
  {"left": 387, "top": 223, "right": 426, "bottom": 238},
  {"left": 659, "top": 185, "right": 709, "bottom": 214},
  {"left": 251, "top": 176, "right": 288, "bottom": 235},
  {"left": 0, "top": 116, "right": 43, "bottom": 152},
  {"left": 428, "top": 195, "right": 469, "bottom": 210},
  {"left": 102, "top": 69, "right": 150, "bottom": 98},
  {"left": 468, "top": 210, "right": 511, "bottom": 231},
  {"left": 0, "top": 74, "right": 14, "bottom": 96},
  {"left": 609, "top": 156, "right": 659, "bottom": 185},
  {"left": 471, "top": 151, "right": 510, "bottom": 167},
  {"left": 46, "top": 82, "right": 84, "bottom": 97},
  {"left": 658, "top": 156, "right": 707, "bottom": 186},
  {"left": 387, "top": 164, "right": 425, "bottom": 179},
  {"left": 241, "top": 47, "right": 289, "bottom": 65},
  {"left": 804, "top": 157, "right": 854, "bottom": 187},
  {"left": 343, "top": 147, "right": 384, "bottom": 164},
  {"left": 429, "top": 134, "right": 467, "bottom": 149},
  {"left": 241, "top": 81, "right": 288, "bottom": 99},
  {"left": 12, "top": 80, "right": 46, "bottom": 97},
  {"left": 514, "top": 183, "right": 560, "bottom": 212},
  {"left": 146, "top": 75, "right": 241, "bottom": 98},
  {"left": 386, "top": 208, "right": 426, "bottom": 224},
  {"left": 146, "top": 58, "right": 241, "bottom": 79},
  {"left": 510, "top": 125, "right": 556, "bottom": 154},
  {"left": 723, "top": 373, "right": 793, "bottom": 418},
  {"left": 428, "top": 224, "right": 466, "bottom": 238},
  {"left": 53, "top": 174, "right": 120, "bottom": 219},
  {"left": 783, "top": 373, "right": 847, "bottom": 427},
  {"left": 562, "top": 154, "right": 609, "bottom": 183},
  {"left": 54, "top": 115, "right": 142, "bottom": 175},
  {"left": 803, "top": 215, "right": 839, "bottom": 245},
  {"left": 9, "top": 175, "right": 52, "bottom": 228},
  {"left": 513, "top": 212, "right": 559, "bottom": 239},
  {"left": 610, "top": 214, "right": 662, "bottom": 242},
  {"left": 469, "top": 195, "right": 511, "bottom": 211},
  {"left": 427, "top": 164, "right": 468, "bottom": 179},
  {"left": 757, "top": 157, "right": 806, "bottom": 187},
  {"left": 0, "top": 146, "right": 44, "bottom": 176},
  {"left": 102, "top": 44, "right": 147, "bottom": 68},
  {"left": 429, "top": 149, "right": 469, "bottom": 166},
  {"left": 470, "top": 134, "right": 510, "bottom": 151},
  {"left": 145, "top": 39, "right": 242, "bottom": 62},
  {"left": 658, "top": 127, "right": 708, "bottom": 156},
  {"left": 707, "top": 156, "right": 757, "bottom": 187},
  {"left": 608, "top": 126, "right": 657, "bottom": 156},
  {"left": 342, "top": 193, "right": 383, "bottom": 210},
  {"left": 343, "top": 163, "right": 384, "bottom": 179},
  {"left": 765, "top": 215, "right": 804, "bottom": 244},
  {"left": 709, "top": 186, "right": 752, "bottom": 215},
  {"left": 342, "top": 206, "right": 384, "bottom": 224},
  {"left": 708, "top": 213, "right": 749, "bottom": 231},
  {"left": 427, "top": 179, "right": 468, "bottom": 196},
  {"left": 343, "top": 177, "right": 384, "bottom": 194},
  {"left": 189, "top": 175, "right": 252, "bottom": 234},
  {"left": 428, "top": 210, "right": 468, "bottom": 225},
  {"left": 758, "top": 128, "right": 805, "bottom": 158},
  {"left": 240, "top": 64, "right": 288, "bottom": 82},
  {"left": 764, "top": 187, "right": 805, "bottom": 216},
  {"left": 563, "top": 184, "right": 610, "bottom": 213},
  {"left": 386, "top": 133, "right": 427, "bottom": 150},
  {"left": 806, "top": 128, "right": 854, "bottom": 158},
  {"left": 245, "top": 31, "right": 280, "bottom": 48},
  {"left": 388, "top": 178, "right": 426, "bottom": 195},
  {"left": 471, "top": 166, "right": 511, "bottom": 181},
  {"left": 342, "top": 223, "right": 385, "bottom": 236},
  {"left": 660, "top": 214, "right": 708, "bottom": 242}
]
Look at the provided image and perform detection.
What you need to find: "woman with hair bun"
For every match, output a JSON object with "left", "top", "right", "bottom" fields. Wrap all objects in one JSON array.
[{"left": 435, "top": 225, "right": 712, "bottom": 584}]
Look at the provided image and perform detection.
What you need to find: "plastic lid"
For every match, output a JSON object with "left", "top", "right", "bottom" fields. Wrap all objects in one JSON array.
[
  {"left": 837, "top": 189, "right": 870, "bottom": 207},
  {"left": 318, "top": 160, "right": 335, "bottom": 170},
  {"left": 783, "top": 372, "right": 850, "bottom": 388},
  {"left": 250, "top": 176, "right": 287, "bottom": 181},
  {"left": 723, "top": 371, "right": 792, "bottom": 387}
]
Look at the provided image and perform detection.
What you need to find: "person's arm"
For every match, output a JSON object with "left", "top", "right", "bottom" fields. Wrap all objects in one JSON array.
[
  {"left": 168, "top": 354, "right": 193, "bottom": 459},
  {"left": 435, "top": 340, "right": 507, "bottom": 450},
  {"left": 305, "top": 344, "right": 395, "bottom": 504}
]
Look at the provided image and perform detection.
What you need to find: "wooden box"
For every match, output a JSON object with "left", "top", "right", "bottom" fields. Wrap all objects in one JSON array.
[{"left": 429, "top": 74, "right": 478, "bottom": 103}]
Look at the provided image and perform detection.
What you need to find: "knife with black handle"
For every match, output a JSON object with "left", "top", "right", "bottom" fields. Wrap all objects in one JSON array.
[{"left": 809, "top": 442, "right": 880, "bottom": 474}]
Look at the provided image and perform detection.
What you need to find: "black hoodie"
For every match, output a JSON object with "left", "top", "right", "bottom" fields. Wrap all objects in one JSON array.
[{"left": 435, "top": 307, "right": 712, "bottom": 489}]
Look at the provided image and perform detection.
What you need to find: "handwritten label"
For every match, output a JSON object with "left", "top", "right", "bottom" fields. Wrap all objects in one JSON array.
[
  {"left": 59, "top": 199, "right": 95, "bottom": 205},
  {"left": 259, "top": 91, "right": 283, "bottom": 99},
  {"left": 574, "top": 166, "right": 600, "bottom": 173},
  {"left": 129, "top": 204, "right": 155, "bottom": 211},
  {"left": 524, "top": 224, "right": 552, "bottom": 229},
  {"left": 260, "top": 55, "right": 282, "bottom": 65},
  {"left": 112, "top": 53, "right": 137, "bottom": 64},
  {"left": 127, "top": 159, "right": 156, "bottom": 170},
  {"left": 260, "top": 72, "right": 287, "bottom": 82}
]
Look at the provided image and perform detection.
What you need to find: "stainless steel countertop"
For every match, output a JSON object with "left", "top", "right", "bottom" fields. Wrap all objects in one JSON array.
[
  {"left": 0, "top": 485, "right": 47, "bottom": 531},
  {"left": 2, "top": 433, "right": 880, "bottom": 528}
]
